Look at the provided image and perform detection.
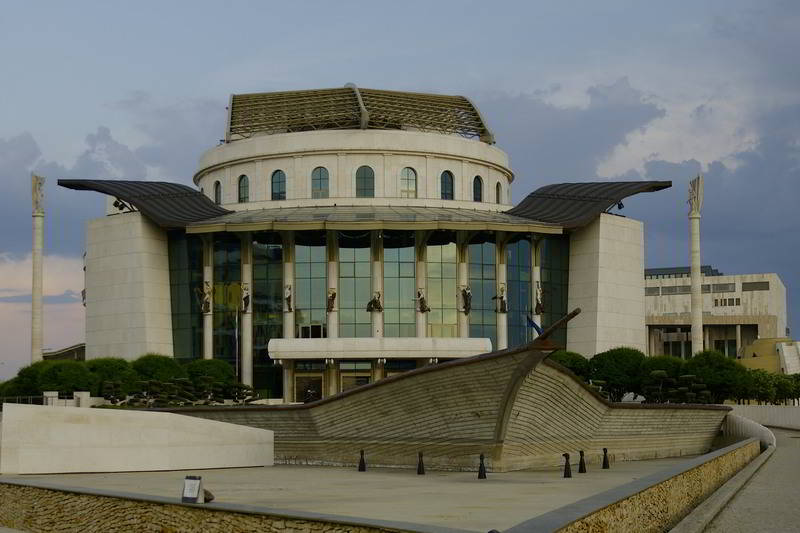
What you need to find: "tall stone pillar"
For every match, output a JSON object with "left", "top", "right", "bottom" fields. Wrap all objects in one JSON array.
[
  {"left": 372, "top": 230, "right": 383, "bottom": 337},
  {"left": 283, "top": 231, "right": 295, "bottom": 339},
  {"left": 203, "top": 235, "right": 214, "bottom": 360},
  {"left": 416, "top": 230, "right": 427, "bottom": 338},
  {"left": 704, "top": 326, "right": 710, "bottom": 351},
  {"left": 240, "top": 233, "right": 253, "bottom": 386},
  {"left": 282, "top": 361, "right": 294, "bottom": 403},
  {"left": 457, "top": 233, "right": 469, "bottom": 338},
  {"left": 31, "top": 174, "right": 45, "bottom": 363},
  {"left": 326, "top": 231, "right": 339, "bottom": 339},
  {"left": 689, "top": 175, "right": 704, "bottom": 356},
  {"left": 496, "top": 232, "right": 508, "bottom": 350},
  {"left": 735, "top": 324, "right": 741, "bottom": 357}
]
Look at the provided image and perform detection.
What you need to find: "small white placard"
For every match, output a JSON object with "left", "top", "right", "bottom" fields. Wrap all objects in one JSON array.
[{"left": 182, "top": 476, "right": 204, "bottom": 503}]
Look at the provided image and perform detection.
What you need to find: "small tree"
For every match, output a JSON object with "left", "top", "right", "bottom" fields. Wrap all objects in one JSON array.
[
  {"left": 185, "top": 359, "right": 235, "bottom": 389},
  {"left": 6, "top": 360, "right": 57, "bottom": 395},
  {"left": 685, "top": 350, "right": 743, "bottom": 403},
  {"left": 589, "top": 347, "right": 645, "bottom": 402},
  {"left": 86, "top": 358, "right": 139, "bottom": 396},
  {"left": 548, "top": 350, "right": 590, "bottom": 381},
  {"left": 750, "top": 369, "right": 776, "bottom": 404},
  {"left": 132, "top": 354, "right": 187, "bottom": 383},
  {"left": 38, "top": 361, "right": 94, "bottom": 396}
]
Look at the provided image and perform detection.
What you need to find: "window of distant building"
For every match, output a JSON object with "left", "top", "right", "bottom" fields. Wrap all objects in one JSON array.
[
  {"left": 495, "top": 182, "right": 502, "bottom": 204},
  {"left": 400, "top": 167, "right": 417, "bottom": 198},
  {"left": 441, "top": 171, "right": 454, "bottom": 200},
  {"left": 272, "top": 170, "right": 286, "bottom": 200},
  {"left": 238, "top": 175, "right": 249, "bottom": 203},
  {"left": 473, "top": 176, "right": 483, "bottom": 202},
  {"left": 356, "top": 166, "right": 374, "bottom": 198},
  {"left": 311, "top": 167, "right": 329, "bottom": 199},
  {"left": 213, "top": 181, "right": 222, "bottom": 205}
]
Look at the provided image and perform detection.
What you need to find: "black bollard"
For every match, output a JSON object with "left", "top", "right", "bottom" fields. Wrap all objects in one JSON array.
[
  {"left": 417, "top": 452, "right": 425, "bottom": 475},
  {"left": 562, "top": 453, "right": 572, "bottom": 478},
  {"left": 602, "top": 448, "right": 610, "bottom": 469},
  {"left": 478, "top": 453, "right": 487, "bottom": 479},
  {"left": 578, "top": 450, "right": 587, "bottom": 473},
  {"left": 358, "top": 449, "right": 366, "bottom": 472}
]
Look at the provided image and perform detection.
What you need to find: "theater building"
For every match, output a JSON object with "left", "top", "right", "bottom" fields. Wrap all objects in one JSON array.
[{"left": 60, "top": 86, "right": 669, "bottom": 402}]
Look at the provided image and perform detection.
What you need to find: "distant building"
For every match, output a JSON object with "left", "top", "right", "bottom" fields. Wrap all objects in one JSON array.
[
  {"left": 60, "top": 85, "right": 671, "bottom": 402},
  {"left": 42, "top": 343, "right": 86, "bottom": 362},
  {"left": 645, "top": 266, "right": 788, "bottom": 358},
  {"left": 737, "top": 337, "right": 800, "bottom": 375}
]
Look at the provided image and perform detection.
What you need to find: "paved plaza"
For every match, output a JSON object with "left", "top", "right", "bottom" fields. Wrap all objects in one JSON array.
[{"left": 1, "top": 456, "right": 692, "bottom": 532}]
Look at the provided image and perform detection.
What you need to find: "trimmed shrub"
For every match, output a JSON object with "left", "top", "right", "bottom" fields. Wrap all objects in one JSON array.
[
  {"left": 85, "top": 358, "right": 140, "bottom": 396},
  {"left": 685, "top": 350, "right": 745, "bottom": 403},
  {"left": 37, "top": 360, "right": 94, "bottom": 395},
  {"left": 185, "top": 359, "right": 236, "bottom": 388},
  {"left": 548, "top": 350, "right": 590, "bottom": 381},
  {"left": 132, "top": 354, "right": 187, "bottom": 383},
  {"left": 5, "top": 360, "right": 57, "bottom": 395},
  {"left": 589, "top": 347, "right": 645, "bottom": 402}
]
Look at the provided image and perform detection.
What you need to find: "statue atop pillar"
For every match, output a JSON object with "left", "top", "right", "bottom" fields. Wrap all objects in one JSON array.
[
  {"left": 285, "top": 284, "right": 293, "bottom": 312},
  {"left": 461, "top": 285, "right": 472, "bottom": 315},
  {"left": 32, "top": 174, "right": 45, "bottom": 214},
  {"left": 688, "top": 175, "right": 703, "bottom": 216}
]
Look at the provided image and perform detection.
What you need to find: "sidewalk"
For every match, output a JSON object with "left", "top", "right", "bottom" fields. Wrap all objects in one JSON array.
[{"left": 705, "top": 428, "right": 800, "bottom": 532}]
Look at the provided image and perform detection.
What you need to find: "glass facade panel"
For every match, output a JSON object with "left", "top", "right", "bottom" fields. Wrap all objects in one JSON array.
[
  {"left": 507, "top": 236, "right": 532, "bottom": 348},
  {"left": 540, "top": 235, "right": 570, "bottom": 347},
  {"left": 400, "top": 167, "right": 417, "bottom": 198},
  {"left": 356, "top": 166, "right": 375, "bottom": 198},
  {"left": 384, "top": 231, "right": 416, "bottom": 337},
  {"left": 473, "top": 176, "right": 483, "bottom": 202},
  {"left": 441, "top": 171, "right": 454, "bottom": 200},
  {"left": 426, "top": 231, "right": 457, "bottom": 337},
  {"left": 238, "top": 175, "right": 249, "bottom": 203},
  {"left": 213, "top": 234, "right": 241, "bottom": 375},
  {"left": 295, "top": 231, "right": 327, "bottom": 338},
  {"left": 469, "top": 235, "right": 497, "bottom": 349},
  {"left": 340, "top": 360, "right": 372, "bottom": 391},
  {"left": 338, "top": 231, "right": 372, "bottom": 338},
  {"left": 311, "top": 166, "right": 329, "bottom": 198},
  {"left": 168, "top": 231, "right": 203, "bottom": 360},
  {"left": 272, "top": 170, "right": 286, "bottom": 200},
  {"left": 252, "top": 232, "right": 283, "bottom": 397}
]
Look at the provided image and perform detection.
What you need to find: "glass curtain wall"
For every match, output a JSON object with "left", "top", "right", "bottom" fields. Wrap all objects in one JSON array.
[
  {"left": 295, "top": 231, "right": 327, "bottom": 338},
  {"left": 426, "top": 231, "right": 458, "bottom": 337},
  {"left": 507, "top": 236, "right": 532, "bottom": 347},
  {"left": 468, "top": 234, "right": 497, "bottom": 349},
  {"left": 338, "top": 231, "right": 372, "bottom": 338},
  {"left": 168, "top": 231, "right": 203, "bottom": 360},
  {"left": 252, "top": 232, "right": 283, "bottom": 397},
  {"left": 540, "top": 235, "right": 570, "bottom": 347},
  {"left": 213, "top": 234, "right": 241, "bottom": 373},
  {"left": 383, "top": 231, "right": 416, "bottom": 337}
]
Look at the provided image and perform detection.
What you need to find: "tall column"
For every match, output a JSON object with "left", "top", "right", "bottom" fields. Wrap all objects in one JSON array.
[
  {"left": 283, "top": 231, "right": 295, "bottom": 339},
  {"left": 689, "top": 175, "right": 704, "bottom": 356},
  {"left": 704, "top": 326, "right": 710, "bottom": 351},
  {"left": 531, "top": 237, "right": 542, "bottom": 340},
  {"left": 457, "top": 232, "right": 469, "bottom": 338},
  {"left": 372, "top": 230, "right": 383, "bottom": 337},
  {"left": 282, "top": 361, "right": 294, "bottom": 403},
  {"left": 327, "top": 230, "right": 338, "bottom": 339},
  {"left": 496, "top": 232, "right": 508, "bottom": 350},
  {"left": 31, "top": 174, "right": 45, "bottom": 363},
  {"left": 735, "top": 324, "right": 742, "bottom": 357},
  {"left": 416, "top": 231, "right": 427, "bottom": 338},
  {"left": 240, "top": 233, "right": 253, "bottom": 386},
  {"left": 203, "top": 235, "right": 214, "bottom": 360}
]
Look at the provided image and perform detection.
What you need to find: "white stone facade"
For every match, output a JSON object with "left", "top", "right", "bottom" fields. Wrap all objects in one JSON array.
[{"left": 567, "top": 213, "right": 646, "bottom": 356}]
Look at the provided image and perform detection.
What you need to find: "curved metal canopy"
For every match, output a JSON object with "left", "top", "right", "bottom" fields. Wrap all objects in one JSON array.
[
  {"left": 58, "top": 179, "right": 231, "bottom": 228},
  {"left": 506, "top": 181, "right": 672, "bottom": 229}
]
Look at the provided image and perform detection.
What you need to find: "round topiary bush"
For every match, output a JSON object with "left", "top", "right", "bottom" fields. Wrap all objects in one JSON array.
[
  {"left": 85, "top": 357, "right": 140, "bottom": 395},
  {"left": 132, "top": 353, "right": 187, "bottom": 383},
  {"left": 38, "top": 360, "right": 94, "bottom": 395},
  {"left": 185, "top": 359, "right": 236, "bottom": 388},
  {"left": 548, "top": 350, "right": 590, "bottom": 381}
]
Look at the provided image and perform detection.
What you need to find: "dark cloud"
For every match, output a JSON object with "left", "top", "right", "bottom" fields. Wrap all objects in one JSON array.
[{"left": 477, "top": 78, "right": 665, "bottom": 198}]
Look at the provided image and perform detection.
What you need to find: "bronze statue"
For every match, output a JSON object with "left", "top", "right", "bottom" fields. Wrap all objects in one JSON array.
[
  {"left": 461, "top": 286, "right": 472, "bottom": 315},
  {"left": 416, "top": 289, "right": 430, "bottom": 313},
  {"left": 241, "top": 282, "right": 250, "bottom": 313},
  {"left": 327, "top": 288, "right": 336, "bottom": 312},
  {"left": 285, "top": 284, "right": 293, "bottom": 312},
  {"left": 493, "top": 285, "right": 507, "bottom": 313},
  {"left": 366, "top": 291, "right": 383, "bottom": 312},
  {"left": 195, "top": 281, "right": 211, "bottom": 314}
]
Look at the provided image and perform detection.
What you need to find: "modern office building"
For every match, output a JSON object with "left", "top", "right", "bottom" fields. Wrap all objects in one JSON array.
[
  {"left": 61, "top": 85, "right": 670, "bottom": 402},
  {"left": 645, "top": 266, "right": 788, "bottom": 358}
]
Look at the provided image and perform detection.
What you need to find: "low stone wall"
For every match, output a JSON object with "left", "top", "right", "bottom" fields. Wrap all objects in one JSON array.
[
  {"left": 729, "top": 405, "right": 800, "bottom": 430},
  {"left": 0, "top": 481, "right": 435, "bottom": 533},
  {"left": 506, "top": 437, "right": 761, "bottom": 533}
]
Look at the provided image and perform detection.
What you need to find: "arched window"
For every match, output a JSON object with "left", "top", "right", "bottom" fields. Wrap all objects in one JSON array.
[
  {"left": 495, "top": 182, "right": 501, "bottom": 204},
  {"left": 356, "top": 166, "right": 374, "bottom": 198},
  {"left": 400, "top": 167, "right": 417, "bottom": 198},
  {"left": 441, "top": 171, "right": 454, "bottom": 200},
  {"left": 238, "top": 175, "right": 249, "bottom": 203},
  {"left": 214, "top": 181, "right": 222, "bottom": 205},
  {"left": 473, "top": 176, "right": 483, "bottom": 202},
  {"left": 271, "top": 170, "right": 286, "bottom": 200},
  {"left": 311, "top": 167, "right": 329, "bottom": 199}
]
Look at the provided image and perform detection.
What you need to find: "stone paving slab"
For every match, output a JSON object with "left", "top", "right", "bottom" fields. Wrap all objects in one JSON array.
[
  {"left": 705, "top": 428, "right": 800, "bottom": 533},
  {"left": 1, "top": 456, "right": 693, "bottom": 532}
]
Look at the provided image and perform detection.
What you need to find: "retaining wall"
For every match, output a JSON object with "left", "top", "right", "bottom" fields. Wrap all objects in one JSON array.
[{"left": 729, "top": 405, "right": 800, "bottom": 430}]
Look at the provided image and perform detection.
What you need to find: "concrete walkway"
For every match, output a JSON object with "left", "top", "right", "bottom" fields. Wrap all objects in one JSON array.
[{"left": 705, "top": 428, "right": 800, "bottom": 532}]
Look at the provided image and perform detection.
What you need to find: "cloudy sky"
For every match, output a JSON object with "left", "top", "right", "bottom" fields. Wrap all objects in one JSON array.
[{"left": 1, "top": 1, "right": 798, "bottom": 379}]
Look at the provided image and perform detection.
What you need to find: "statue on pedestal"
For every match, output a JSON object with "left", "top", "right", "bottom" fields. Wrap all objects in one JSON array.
[{"left": 285, "top": 284, "right": 293, "bottom": 312}]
